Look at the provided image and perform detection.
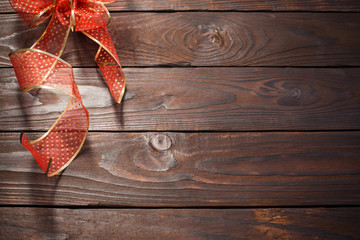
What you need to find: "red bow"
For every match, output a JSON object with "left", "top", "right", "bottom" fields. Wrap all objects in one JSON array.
[{"left": 9, "top": 0, "right": 125, "bottom": 176}]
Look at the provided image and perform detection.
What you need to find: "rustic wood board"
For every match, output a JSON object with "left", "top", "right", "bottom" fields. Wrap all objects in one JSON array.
[
  {"left": 1, "top": 132, "right": 359, "bottom": 207},
  {"left": 1, "top": 12, "right": 360, "bottom": 67},
  {"left": 1, "top": 0, "right": 360, "bottom": 12},
  {"left": 1, "top": 67, "right": 359, "bottom": 131},
  {"left": 1, "top": 0, "right": 360, "bottom": 238},
  {"left": 1, "top": 207, "right": 360, "bottom": 240}
]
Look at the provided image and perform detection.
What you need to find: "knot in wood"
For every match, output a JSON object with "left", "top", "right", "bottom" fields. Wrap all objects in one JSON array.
[
  {"left": 150, "top": 134, "right": 172, "bottom": 151},
  {"left": 210, "top": 28, "right": 224, "bottom": 46},
  {"left": 287, "top": 88, "right": 301, "bottom": 98}
]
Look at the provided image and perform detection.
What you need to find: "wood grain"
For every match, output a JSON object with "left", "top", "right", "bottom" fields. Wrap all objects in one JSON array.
[
  {"left": 1, "top": 12, "right": 360, "bottom": 67},
  {"left": 1, "top": 0, "right": 360, "bottom": 12},
  {"left": 1, "top": 0, "right": 359, "bottom": 237},
  {"left": 1, "top": 132, "right": 359, "bottom": 207},
  {"left": 1, "top": 207, "right": 360, "bottom": 240},
  {"left": 1, "top": 67, "right": 360, "bottom": 131}
]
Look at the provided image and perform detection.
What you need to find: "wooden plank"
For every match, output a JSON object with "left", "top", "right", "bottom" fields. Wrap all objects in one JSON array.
[
  {"left": 1, "top": 132, "right": 359, "bottom": 207},
  {"left": 1, "top": 207, "right": 360, "bottom": 239},
  {"left": 1, "top": 0, "right": 360, "bottom": 12},
  {"left": 1, "top": 67, "right": 360, "bottom": 131},
  {"left": 1, "top": 12, "right": 360, "bottom": 67}
]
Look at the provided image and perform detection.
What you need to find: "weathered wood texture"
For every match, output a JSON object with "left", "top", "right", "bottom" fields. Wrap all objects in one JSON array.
[
  {"left": 2, "top": 0, "right": 360, "bottom": 12},
  {"left": 1, "top": 12, "right": 360, "bottom": 67},
  {"left": 1, "top": 1, "right": 360, "bottom": 238},
  {"left": 1, "top": 132, "right": 359, "bottom": 207},
  {"left": 1, "top": 67, "right": 359, "bottom": 131},
  {"left": 1, "top": 207, "right": 360, "bottom": 240}
]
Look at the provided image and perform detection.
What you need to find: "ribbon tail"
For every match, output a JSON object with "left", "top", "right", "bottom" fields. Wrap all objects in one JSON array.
[
  {"left": 11, "top": 49, "right": 89, "bottom": 176},
  {"left": 82, "top": 27, "right": 126, "bottom": 103},
  {"left": 9, "top": 4, "right": 89, "bottom": 177},
  {"left": 20, "top": 93, "right": 89, "bottom": 177}
]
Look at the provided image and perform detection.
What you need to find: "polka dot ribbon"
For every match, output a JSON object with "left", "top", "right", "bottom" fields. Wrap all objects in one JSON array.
[{"left": 9, "top": 0, "right": 126, "bottom": 176}]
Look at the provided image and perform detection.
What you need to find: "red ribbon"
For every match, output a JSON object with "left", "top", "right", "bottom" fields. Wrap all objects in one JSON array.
[{"left": 9, "top": 0, "right": 125, "bottom": 176}]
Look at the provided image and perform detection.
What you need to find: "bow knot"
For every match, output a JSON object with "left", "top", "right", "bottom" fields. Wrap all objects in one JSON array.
[{"left": 63, "top": 0, "right": 111, "bottom": 31}]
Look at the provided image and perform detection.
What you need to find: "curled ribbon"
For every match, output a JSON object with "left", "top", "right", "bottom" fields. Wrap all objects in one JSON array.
[{"left": 9, "top": 0, "right": 125, "bottom": 176}]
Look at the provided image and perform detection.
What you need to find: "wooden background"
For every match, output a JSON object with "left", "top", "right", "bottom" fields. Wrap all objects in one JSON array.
[{"left": 1, "top": 0, "right": 360, "bottom": 239}]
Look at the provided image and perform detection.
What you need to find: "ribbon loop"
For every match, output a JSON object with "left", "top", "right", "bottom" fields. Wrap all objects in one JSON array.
[
  {"left": 10, "top": 0, "right": 55, "bottom": 27},
  {"left": 9, "top": 0, "right": 125, "bottom": 176}
]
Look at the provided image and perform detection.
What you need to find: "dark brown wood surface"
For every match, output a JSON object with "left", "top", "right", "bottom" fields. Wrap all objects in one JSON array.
[
  {"left": 1, "top": 132, "right": 359, "bottom": 206},
  {"left": 1, "top": 207, "right": 360, "bottom": 240},
  {"left": 1, "top": 12, "right": 360, "bottom": 67},
  {"left": 1, "top": 0, "right": 359, "bottom": 239},
  {"left": 1, "top": 0, "right": 360, "bottom": 12},
  {"left": 1, "top": 67, "right": 359, "bottom": 131}
]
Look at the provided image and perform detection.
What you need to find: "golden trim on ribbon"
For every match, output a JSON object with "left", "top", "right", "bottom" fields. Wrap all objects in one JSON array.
[{"left": 29, "top": 4, "right": 55, "bottom": 28}]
